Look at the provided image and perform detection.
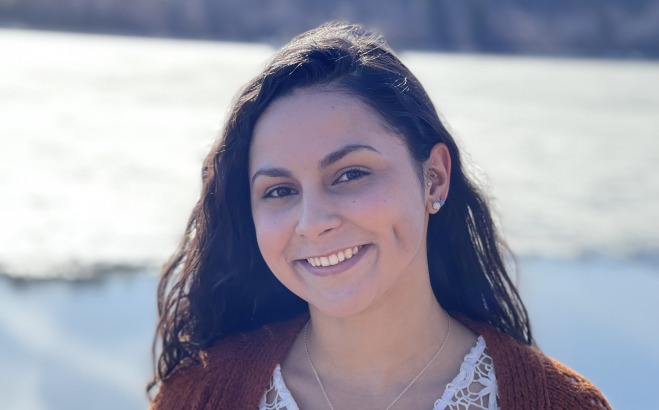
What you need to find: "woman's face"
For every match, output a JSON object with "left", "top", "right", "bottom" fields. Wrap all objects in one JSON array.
[{"left": 249, "top": 89, "right": 438, "bottom": 318}]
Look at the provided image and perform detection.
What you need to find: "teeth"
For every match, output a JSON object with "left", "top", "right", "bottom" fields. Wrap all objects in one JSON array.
[{"left": 306, "top": 246, "right": 362, "bottom": 267}]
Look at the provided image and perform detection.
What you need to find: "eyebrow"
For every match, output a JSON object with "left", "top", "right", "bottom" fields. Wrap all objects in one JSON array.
[
  {"left": 251, "top": 143, "right": 381, "bottom": 185},
  {"left": 319, "top": 144, "right": 381, "bottom": 169},
  {"left": 250, "top": 167, "right": 293, "bottom": 185}
]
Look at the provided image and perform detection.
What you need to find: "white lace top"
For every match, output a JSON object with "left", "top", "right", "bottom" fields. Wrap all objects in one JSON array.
[{"left": 259, "top": 335, "right": 499, "bottom": 410}]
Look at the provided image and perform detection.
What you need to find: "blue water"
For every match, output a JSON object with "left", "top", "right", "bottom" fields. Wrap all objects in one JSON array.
[
  {"left": 1, "top": 257, "right": 657, "bottom": 409},
  {"left": 0, "top": 273, "right": 156, "bottom": 410}
]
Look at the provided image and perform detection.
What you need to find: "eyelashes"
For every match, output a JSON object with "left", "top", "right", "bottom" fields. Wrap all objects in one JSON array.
[
  {"left": 333, "top": 168, "right": 370, "bottom": 184},
  {"left": 261, "top": 167, "right": 371, "bottom": 200},
  {"left": 263, "top": 186, "right": 298, "bottom": 199}
]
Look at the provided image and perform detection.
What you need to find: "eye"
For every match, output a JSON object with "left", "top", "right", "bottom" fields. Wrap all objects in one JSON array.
[
  {"left": 334, "top": 168, "right": 370, "bottom": 184},
  {"left": 263, "top": 186, "right": 298, "bottom": 199}
]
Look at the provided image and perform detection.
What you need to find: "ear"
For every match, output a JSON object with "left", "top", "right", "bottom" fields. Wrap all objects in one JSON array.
[{"left": 424, "top": 143, "right": 451, "bottom": 214}]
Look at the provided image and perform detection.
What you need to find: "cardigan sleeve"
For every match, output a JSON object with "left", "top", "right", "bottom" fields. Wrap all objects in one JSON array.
[
  {"left": 463, "top": 319, "right": 612, "bottom": 410},
  {"left": 150, "top": 331, "right": 255, "bottom": 410},
  {"left": 150, "top": 316, "right": 309, "bottom": 410},
  {"left": 150, "top": 359, "right": 214, "bottom": 410},
  {"left": 540, "top": 355, "right": 612, "bottom": 409}
]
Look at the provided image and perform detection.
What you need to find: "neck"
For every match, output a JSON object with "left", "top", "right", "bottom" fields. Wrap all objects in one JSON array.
[{"left": 306, "top": 276, "right": 449, "bottom": 391}]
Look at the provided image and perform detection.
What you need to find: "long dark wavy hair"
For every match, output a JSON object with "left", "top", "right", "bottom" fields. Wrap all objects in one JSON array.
[{"left": 149, "top": 22, "right": 532, "bottom": 394}]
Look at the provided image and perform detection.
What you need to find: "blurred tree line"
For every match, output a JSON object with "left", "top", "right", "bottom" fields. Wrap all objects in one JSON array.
[{"left": 1, "top": 0, "right": 657, "bottom": 57}]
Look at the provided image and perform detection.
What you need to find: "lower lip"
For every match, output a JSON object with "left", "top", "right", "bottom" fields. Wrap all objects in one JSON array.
[{"left": 300, "top": 245, "right": 370, "bottom": 277}]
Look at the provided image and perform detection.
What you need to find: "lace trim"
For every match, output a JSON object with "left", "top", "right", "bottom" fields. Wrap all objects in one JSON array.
[
  {"left": 259, "top": 336, "right": 499, "bottom": 410},
  {"left": 433, "top": 336, "right": 499, "bottom": 410},
  {"left": 259, "top": 364, "right": 300, "bottom": 410}
]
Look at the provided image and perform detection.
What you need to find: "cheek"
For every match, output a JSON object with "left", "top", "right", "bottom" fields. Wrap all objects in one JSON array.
[
  {"left": 348, "top": 182, "right": 426, "bottom": 248},
  {"left": 346, "top": 179, "right": 425, "bottom": 223},
  {"left": 252, "top": 210, "right": 289, "bottom": 263}
]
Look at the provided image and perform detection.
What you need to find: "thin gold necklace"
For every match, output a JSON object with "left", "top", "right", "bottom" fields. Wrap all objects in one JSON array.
[{"left": 303, "top": 312, "right": 452, "bottom": 410}]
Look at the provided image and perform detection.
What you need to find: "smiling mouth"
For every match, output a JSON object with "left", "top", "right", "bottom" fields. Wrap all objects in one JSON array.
[{"left": 306, "top": 245, "right": 363, "bottom": 267}]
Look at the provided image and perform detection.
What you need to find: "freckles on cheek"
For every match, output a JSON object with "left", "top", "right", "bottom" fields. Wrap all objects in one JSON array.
[{"left": 353, "top": 192, "right": 404, "bottom": 225}]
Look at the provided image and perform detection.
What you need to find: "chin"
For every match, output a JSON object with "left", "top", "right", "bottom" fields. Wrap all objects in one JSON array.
[{"left": 308, "top": 292, "right": 379, "bottom": 319}]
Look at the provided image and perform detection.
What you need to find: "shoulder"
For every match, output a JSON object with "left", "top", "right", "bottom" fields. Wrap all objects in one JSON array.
[
  {"left": 463, "top": 319, "right": 611, "bottom": 410},
  {"left": 150, "top": 314, "right": 308, "bottom": 410}
]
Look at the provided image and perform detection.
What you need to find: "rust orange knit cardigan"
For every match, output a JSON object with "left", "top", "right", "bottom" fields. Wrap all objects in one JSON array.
[{"left": 150, "top": 315, "right": 611, "bottom": 410}]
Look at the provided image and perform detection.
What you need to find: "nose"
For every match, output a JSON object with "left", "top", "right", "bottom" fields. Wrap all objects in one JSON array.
[{"left": 294, "top": 189, "right": 341, "bottom": 238}]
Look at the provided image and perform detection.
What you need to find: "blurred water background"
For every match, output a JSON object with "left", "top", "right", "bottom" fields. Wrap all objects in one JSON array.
[{"left": 0, "top": 29, "right": 658, "bottom": 409}]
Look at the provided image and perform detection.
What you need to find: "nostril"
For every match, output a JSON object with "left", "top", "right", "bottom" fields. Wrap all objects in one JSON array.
[{"left": 295, "top": 201, "right": 341, "bottom": 238}]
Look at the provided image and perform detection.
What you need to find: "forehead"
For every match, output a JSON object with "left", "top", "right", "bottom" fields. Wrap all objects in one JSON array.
[{"left": 249, "top": 89, "right": 397, "bottom": 170}]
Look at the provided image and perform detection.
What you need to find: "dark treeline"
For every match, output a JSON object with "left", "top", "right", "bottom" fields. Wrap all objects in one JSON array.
[{"left": 1, "top": 0, "right": 658, "bottom": 58}]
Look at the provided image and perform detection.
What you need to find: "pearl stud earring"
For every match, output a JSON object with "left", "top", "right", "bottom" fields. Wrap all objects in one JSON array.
[{"left": 432, "top": 198, "right": 446, "bottom": 211}]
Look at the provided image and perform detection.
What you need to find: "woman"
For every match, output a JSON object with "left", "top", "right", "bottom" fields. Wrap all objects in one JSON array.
[{"left": 149, "top": 22, "right": 610, "bottom": 409}]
